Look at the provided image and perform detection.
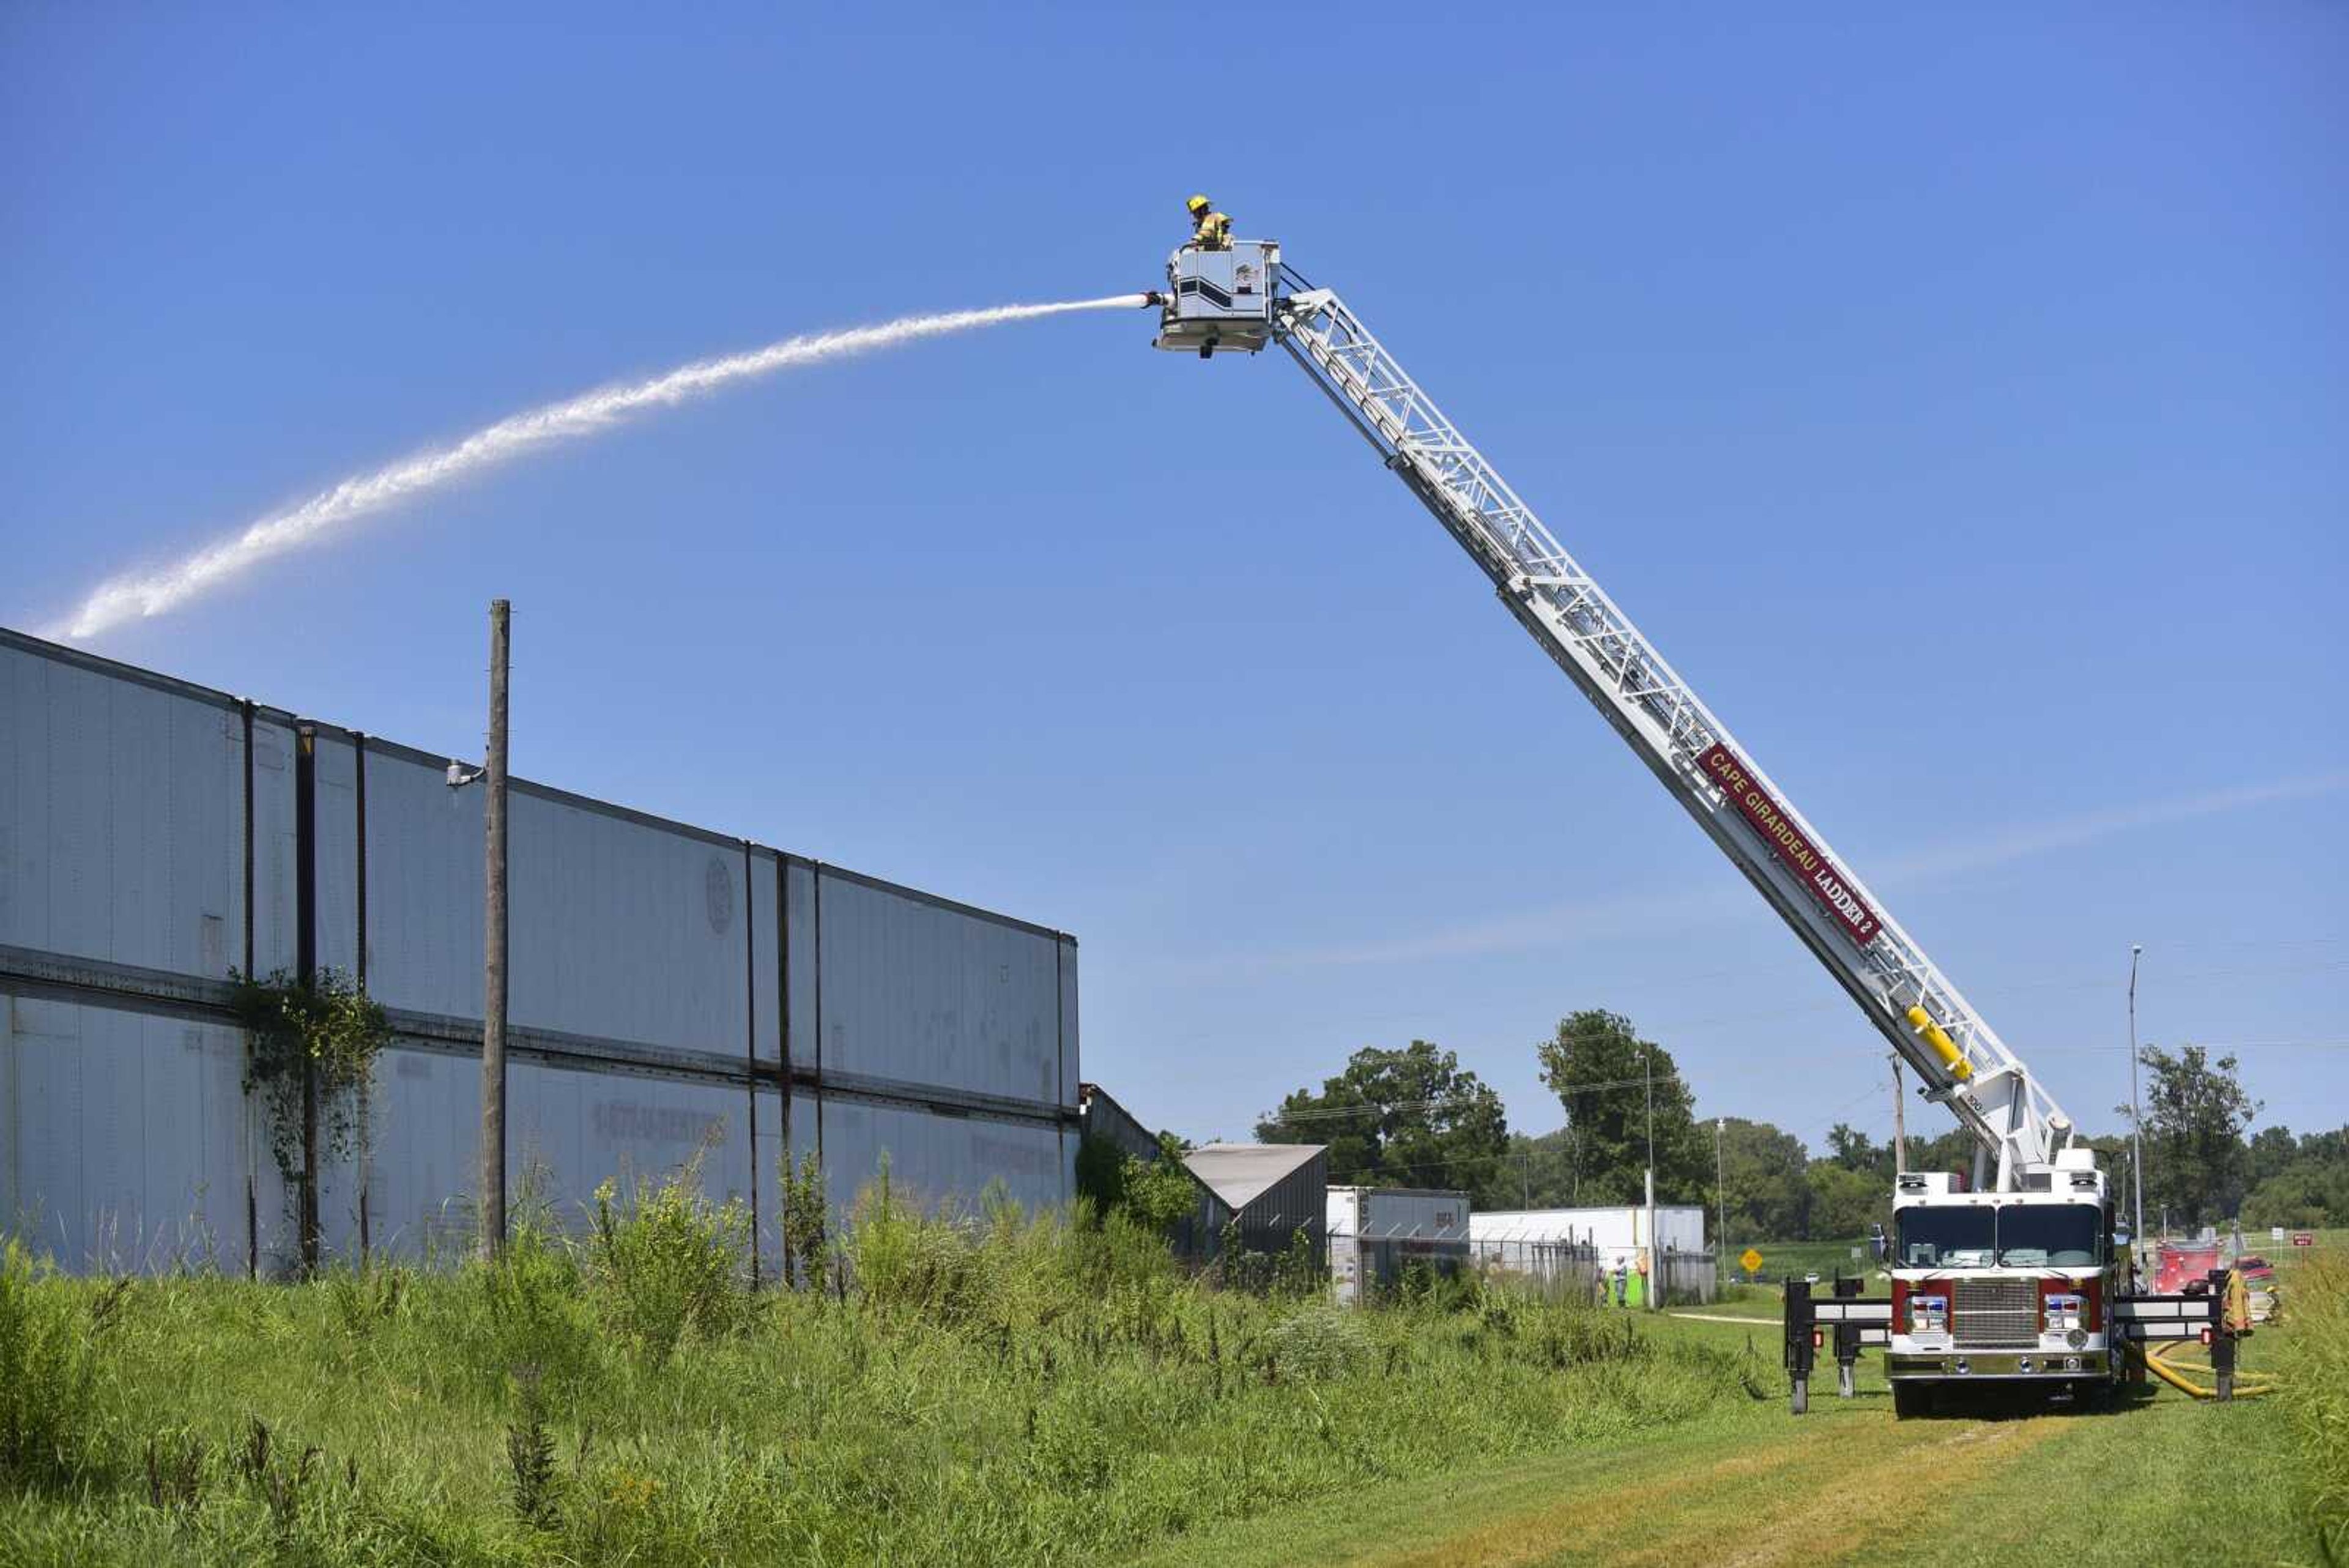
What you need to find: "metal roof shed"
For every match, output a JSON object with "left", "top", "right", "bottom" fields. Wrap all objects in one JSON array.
[{"left": 1184, "top": 1142, "right": 1327, "bottom": 1263}]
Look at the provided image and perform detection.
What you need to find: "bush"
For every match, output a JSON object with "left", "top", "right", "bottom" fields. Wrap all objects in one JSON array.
[
  {"left": 1259, "top": 1304, "right": 1370, "bottom": 1383},
  {"left": 1074, "top": 1133, "right": 1199, "bottom": 1237},
  {"left": 469, "top": 1215, "right": 597, "bottom": 1399},
  {"left": 587, "top": 1158, "right": 751, "bottom": 1366}
]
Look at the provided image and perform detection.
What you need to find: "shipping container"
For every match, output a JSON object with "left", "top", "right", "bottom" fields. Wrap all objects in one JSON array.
[
  {"left": 812, "top": 870, "right": 1066, "bottom": 1110},
  {"left": 0, "top": 994, "right": 257, "bottom": 1274},
  {"left": 309, "top": 1046, "right": 758, "bottom": 1262},
  {"left": 818, "top": 1093, "right": 1069, "bottom": 1222},
  {"left": 1327, "top": 1186, "right": 1471, "bottom": 1305},
  {"left": 0, "top": 626, "right": 1080, "bottom": 1276},
  {"left": 0, "top": 637, "right": 297, "bottom": 980},
  {"left": 357, "top": 738, "right": 753, "bottom": 1066}
]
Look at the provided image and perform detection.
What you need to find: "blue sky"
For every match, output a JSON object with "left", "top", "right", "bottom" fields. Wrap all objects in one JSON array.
[{"left": 6, "top": 5, "right": 2343, "bottom": 1155}]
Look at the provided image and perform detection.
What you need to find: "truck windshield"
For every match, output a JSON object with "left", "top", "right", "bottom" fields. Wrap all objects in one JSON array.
[
  {"left": 1995, "top": 1205, "right": 2102, "bottom": 1268},
  {"left": 1896, "top": 1204, "right": 2106, "bottom": 1269},
  {"left": 1894, "top": 1208, "right": 1995, "bottom": 1269}
]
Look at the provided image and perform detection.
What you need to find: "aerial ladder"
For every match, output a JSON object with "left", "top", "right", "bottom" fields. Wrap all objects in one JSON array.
[
  {"left": 1145, "top": 225, "right": 2245, "bottom": 1412},
  {"left": 1149, "top": 234, "right": 2065, "bottom": 1191}
]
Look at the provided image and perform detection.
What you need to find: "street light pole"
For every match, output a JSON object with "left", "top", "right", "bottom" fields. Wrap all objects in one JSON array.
[
  {"left": 1643, "top": 1045, "right": 1657, "bottom": 1311},
  {"left": 2128, "top": 943, "right": 2145, "bottom": 1249}
]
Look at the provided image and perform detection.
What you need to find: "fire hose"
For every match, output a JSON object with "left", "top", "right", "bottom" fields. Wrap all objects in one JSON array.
[{"left": 2126, "top": 1338, "right": 2276, "bottom": 1398}]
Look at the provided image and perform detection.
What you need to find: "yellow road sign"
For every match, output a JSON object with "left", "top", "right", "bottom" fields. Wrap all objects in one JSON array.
[{"left": 1739, "top": 1247, "right": 1764, "bottom": 1273}]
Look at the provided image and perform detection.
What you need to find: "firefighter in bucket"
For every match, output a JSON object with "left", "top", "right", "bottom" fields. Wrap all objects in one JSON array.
[{"left": 1185, "top": 194, "right": 1232, "bottom": 250}]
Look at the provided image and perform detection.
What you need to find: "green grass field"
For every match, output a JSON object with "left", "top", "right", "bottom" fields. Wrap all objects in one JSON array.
[
  {"left": 2, "top": 1195, "right": 2339, "bottom": 1567},
  {"left": 1720, "top": 1236, "right": 1876, "bottom": 1285},
  {"left": 1142, "top": 1291, "right": 2325, "bottom": 1568}
]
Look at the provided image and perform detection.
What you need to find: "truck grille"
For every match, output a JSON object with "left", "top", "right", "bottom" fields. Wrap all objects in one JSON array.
[{"left": 1954, "top": 1278, "right": 2038, "bottom": 1348}]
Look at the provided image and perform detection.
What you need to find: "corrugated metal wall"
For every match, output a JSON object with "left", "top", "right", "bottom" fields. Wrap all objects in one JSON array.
[
  {"left": 0, "top": 627, "right": 1080, "bottom": 1274},
  {"left": 1078, "top": 1083, "right": 1160, "bottom": 1164},
  {"left": 1236, "top": 1149, "right": 1328, "bottom": 1264}
]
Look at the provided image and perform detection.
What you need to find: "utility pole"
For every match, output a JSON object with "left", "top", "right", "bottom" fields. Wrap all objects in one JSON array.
[
  {"left": 479, "top": 600, "right": 511, "bottom": 1262},
  {"left": 1714, "top": 1116, "right": 1726, "bottom": 1280},
  {"left": 2128, "top": 943, "right": 2146, "bottom": 1248},
  {"left": 1643, "top": 1044, "right": 1657, "bottom": 1310},
  {"left": 1889, "top": 1054, "right": 1907, "bottom": 1176}
]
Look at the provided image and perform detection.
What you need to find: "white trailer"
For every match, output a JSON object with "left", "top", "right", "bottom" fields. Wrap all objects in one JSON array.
[{"left": 1327, "top": 1186, "right": 1470, "bottom": 1305}]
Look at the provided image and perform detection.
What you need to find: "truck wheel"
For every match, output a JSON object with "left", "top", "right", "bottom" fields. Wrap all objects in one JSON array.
[{"left": 1892, "top": 1383, "right": 1934, "bottom": 1419}]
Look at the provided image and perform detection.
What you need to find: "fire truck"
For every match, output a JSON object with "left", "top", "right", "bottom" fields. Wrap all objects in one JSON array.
[
  {"left": 1880, "top": 1158, "right": 2124, "bottom": 1414},
  {"left": 1145, "top": 222, "right": 2239, "bottom": 1413}
]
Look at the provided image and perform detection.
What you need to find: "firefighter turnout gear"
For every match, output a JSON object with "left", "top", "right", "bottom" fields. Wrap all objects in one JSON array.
[{"left": 1185, "top": 194, "right": 1232, "bottom": 250}]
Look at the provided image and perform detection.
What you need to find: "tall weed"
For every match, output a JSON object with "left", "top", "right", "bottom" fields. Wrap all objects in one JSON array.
[
  {"left": 2285, "top": 1253, "right": 2349, "bottom": 1556},
  {"left": 0, "top": 1207, "right": 1770, "bottom": 1566},
  {"left": 839, "top": 1164, "right": 983, "bottom": 1323},
  {"left": 0, "top": 1239, "right": 124, "bottom": 1489},
  {"left": 587, "top": 1157, "right": 750, "bottom": 1366},
  {"left": 438, "top": 1199, "right": 599, "bottom": 1403}
]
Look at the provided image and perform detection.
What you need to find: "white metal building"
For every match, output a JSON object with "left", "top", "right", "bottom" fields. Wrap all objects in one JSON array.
[
  {"left": 0, "top": 626, "right": 1080, "bottom": 1276},
  {"left": 1471, "top": 1205, "right": 1708, "bottom": 1271}
]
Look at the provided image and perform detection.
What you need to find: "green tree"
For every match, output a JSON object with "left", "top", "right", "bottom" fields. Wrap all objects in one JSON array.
[
  {"left": 1907, "top": 1126, "right": 1982, "bottom": 1184},
  {"left": 2247, "top": 1124, "right": 2299, "bottom": 1188},
  {"left": 1805, "top": 1161, "right": 1885, "bottom": 1240},
  {"left": 1715, "top": 1118, "right": 1811, "bottom": 1241},
  {"left": 1077, "top": 1132, "right": 1202, "bottom": 1235},
  {"left": 1489, "top": 1128, "right": 1578, "bottom": 1210},
  {"left": 2121, "top": 1045, "right": 2261, "bottom": 1230},
  {"left": 2298, "top": 1127, "right": 2349, "bottom": 1165},
  {"left": 1257, "top": 1041, "right": 1509, "bottom": 1197},
  {"left": 1535, "top": 1011, "right": 1710, "bottom": 1204},
  {"left": 2240, "top": 1159, "right": 2346, "bottom": 1231},
  {"left": 1826, "top": 1123, "right": 1891, "bottom": 1178}
]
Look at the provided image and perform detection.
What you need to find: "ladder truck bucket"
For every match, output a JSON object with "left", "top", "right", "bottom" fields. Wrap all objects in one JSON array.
[{"left": 1153, "top": 240, "right": 1281, "bottom": 357}]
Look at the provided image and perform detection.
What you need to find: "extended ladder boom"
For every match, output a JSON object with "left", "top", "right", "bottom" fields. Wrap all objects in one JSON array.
[{"left": 1252, "top": 265, "right": 2071, "bottom": 1189}]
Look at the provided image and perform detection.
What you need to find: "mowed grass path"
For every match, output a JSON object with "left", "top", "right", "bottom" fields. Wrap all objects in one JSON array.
[{"left": 1135, "top": 1311, "right": 2304, "bottom": 1568}]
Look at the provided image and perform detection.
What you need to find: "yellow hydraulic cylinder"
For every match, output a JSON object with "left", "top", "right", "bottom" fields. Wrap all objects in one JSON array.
[{"left": 1905, "top": 1005, "right": 1973, "bottom": 1080}]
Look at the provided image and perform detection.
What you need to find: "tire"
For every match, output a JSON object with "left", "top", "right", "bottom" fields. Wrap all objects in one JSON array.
[{"left": 1892, "top": 1381, "right": 1935, "bottom": 1419}]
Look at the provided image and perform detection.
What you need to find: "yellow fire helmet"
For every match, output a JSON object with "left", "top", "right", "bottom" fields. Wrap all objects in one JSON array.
[{"left": 1186, "top": 194, "right": 1212, "bottom": 215}]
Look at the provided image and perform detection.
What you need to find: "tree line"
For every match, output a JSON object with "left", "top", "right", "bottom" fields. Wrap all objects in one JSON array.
[{"left": 1256, "top": 1011, "right": 2341, "bottom": 1241}]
